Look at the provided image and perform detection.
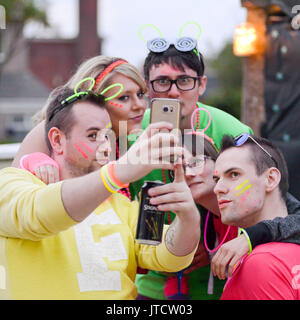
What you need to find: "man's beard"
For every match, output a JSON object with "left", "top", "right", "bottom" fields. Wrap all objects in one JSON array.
[{"left": 64, "top": 159, "right": 99, "bottom": 178}]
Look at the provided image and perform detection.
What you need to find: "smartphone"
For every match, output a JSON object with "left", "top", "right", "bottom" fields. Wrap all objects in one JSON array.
[
  {"left": 150, "top": 98, "right": 181, "bottom": 162},
  {"left": 150, "top": 98, "right": 181, "bottom": 129}
]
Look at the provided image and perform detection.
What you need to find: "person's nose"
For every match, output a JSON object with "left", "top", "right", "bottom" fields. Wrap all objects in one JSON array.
[
  {"left": 167, "top": 82, "right": 181, "bottom": 99},
  {"left": 185, "top": 166, "right": 197, "bottom": 177},
  {"left": 132, "top": 95, "right": 147, "bottom": 111},
  {"left": 213, "top": 178, "right": 228, "bottom": 196}
]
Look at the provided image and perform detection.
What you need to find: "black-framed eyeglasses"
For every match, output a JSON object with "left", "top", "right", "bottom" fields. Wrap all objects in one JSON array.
[
  {"left": 150, "top": 76, "right": 201, "bottom": 93},
  {"left": 234, "top": 133, "right": 278, "bottom": 168}
]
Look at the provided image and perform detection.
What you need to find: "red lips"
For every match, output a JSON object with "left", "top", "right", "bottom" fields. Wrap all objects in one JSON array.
[{"left": 218, "top": 199, "right": 232, "bottom": 209}]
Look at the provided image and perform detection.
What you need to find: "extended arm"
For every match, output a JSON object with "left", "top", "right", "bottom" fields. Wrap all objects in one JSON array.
[{"left": 1, "top": 122, "right": 182, "bottom": 239}]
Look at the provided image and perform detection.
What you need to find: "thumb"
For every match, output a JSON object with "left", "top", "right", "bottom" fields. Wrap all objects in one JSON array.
[{"left": 174, "top": 164, "right": 185, "bottom": 182}]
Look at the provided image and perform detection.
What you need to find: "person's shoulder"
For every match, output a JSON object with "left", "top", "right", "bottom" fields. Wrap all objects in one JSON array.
[
  {"left": 197, "top": 102, "right": 253, "bottom": 134},
  {"left": 250, "top": 242, "right": 300, "bottom": 263},
  {"left": 253, "top": 242, "right": 300, "bottom": 255},
  {"left": 198, "top": 102, "right": 243, "bottom": 123},
  {"left": 239, "top": 242, "right": 300, "bottom": 280},
  {"left": 224, "top": 243, "right": 299, "bottom": 299},
  {"left": 0, "top": 167, "right": 36, "bottom": 180}
]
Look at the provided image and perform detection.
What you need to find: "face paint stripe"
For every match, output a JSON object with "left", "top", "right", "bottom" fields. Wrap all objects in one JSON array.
[
  {"left": 109, "top": 102, "right": 123, "bottom": 108},
  {"left": 236, "top": 179, "right": 249, "bottom": 191},
  {"left": 236, "top": 184, "right": 252, "bottom": 196},
  {"left": 75, "top": 143, "right": 89, "bottom": 159},
  {"left": 238, "top": 190, "right": 251, "bottom": 207},
  {"left": 78, "top": 139, "right": 93, "bottom": 153}
]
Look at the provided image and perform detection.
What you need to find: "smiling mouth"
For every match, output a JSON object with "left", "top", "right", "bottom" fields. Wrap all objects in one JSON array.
[
  {"left": 130, "top": 115, "right": 143, "bottom": 121},
  {"left": 131, "top": 114, "right": 143, "bottom": 118}
]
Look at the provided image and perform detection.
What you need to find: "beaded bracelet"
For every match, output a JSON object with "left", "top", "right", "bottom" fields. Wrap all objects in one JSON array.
[{"left": 238, "top": 228, "right": 253, "bottom": 254}]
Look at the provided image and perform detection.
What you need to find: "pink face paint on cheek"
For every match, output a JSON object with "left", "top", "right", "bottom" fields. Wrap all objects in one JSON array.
[
  {"left": 75, "top": 143, "right": 88, "bottom": 159},
  {"left": 77, "top": 139, "right": 93, "bottom": 153},
  {"left": 109, "top": 102, "right": 123, "bottom": 108},
  {"left": 238, "top": 190, "right": 251, "bottom": 207}
]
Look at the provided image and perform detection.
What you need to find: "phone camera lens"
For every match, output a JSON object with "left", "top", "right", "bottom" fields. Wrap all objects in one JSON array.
[{"left": 163, "top": 106, "right": 168, "bottom": 112}]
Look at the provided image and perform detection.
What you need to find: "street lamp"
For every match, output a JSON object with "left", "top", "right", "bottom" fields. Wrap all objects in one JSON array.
[{"left": 233, "top": 22, "right": 265, "bottom": 57}]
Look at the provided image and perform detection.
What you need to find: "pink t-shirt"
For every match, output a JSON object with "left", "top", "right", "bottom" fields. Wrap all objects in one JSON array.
[{"left": 221, "top": 242, "right": 300, "bottom": 300}]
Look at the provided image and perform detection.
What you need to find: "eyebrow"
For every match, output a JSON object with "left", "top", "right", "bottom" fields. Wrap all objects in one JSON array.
[
  {"left": 86, "top": 127, "right": 101, "bottom": 132},
  {"left": 224, "top": 167, "right": 242, "bottom": 175},
  {"left": 213, "top": 167, "right": 241, "bottom": 178},
  {"left": 152, "top": 74, "right": 191, "bottom": 80}
]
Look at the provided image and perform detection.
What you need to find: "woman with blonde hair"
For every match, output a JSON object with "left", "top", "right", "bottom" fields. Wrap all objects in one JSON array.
[{"left": 12, "top": 56, "right": 148, "bottom": 188}]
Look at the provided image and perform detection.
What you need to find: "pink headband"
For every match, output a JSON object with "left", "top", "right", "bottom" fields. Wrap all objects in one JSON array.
[{"left": 92, "top": 60, "right": 128, "bottom": 91}]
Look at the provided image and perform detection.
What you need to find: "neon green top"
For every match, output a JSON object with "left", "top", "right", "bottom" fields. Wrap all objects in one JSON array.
[{"left": 131, "top": 102, "right": 253, "bottom": 300}]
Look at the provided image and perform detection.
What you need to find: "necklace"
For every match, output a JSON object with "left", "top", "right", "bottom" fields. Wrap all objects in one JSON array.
[{"left": 204, "top": 211, "right": 231, "bottom": 253}]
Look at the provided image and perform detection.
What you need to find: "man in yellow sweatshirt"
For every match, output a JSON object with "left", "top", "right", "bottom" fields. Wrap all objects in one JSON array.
[{"left": 0, "top": 87, "right": 199, "bottom": 300}]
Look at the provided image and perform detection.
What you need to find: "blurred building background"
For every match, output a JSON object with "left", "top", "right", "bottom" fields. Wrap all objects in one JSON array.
[
  {"left": 235, "top": 0, "right": 300, "bottom": 198},
  {"left": 0, "top": 0, "right": 101, "bottom": 143}
]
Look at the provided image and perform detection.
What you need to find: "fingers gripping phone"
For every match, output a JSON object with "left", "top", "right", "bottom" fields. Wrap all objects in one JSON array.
[{"left": 150, "top": 98, "right": 181, "bottom": 163}]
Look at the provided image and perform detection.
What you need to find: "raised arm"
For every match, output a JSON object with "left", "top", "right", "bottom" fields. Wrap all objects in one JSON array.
[
  {"left": 11, "top": 120, "right": 50, "bottom": 167},
  {"left": 147, "top": 164, "right": 200, "bottom": 257}
]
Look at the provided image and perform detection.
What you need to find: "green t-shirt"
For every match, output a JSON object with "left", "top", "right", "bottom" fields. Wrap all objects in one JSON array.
[{"left": 131, "top": 102, "right": 253, "bottom": 300}]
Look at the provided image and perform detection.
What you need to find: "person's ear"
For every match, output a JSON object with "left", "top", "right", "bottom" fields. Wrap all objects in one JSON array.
[
  {"left": 265, "top": 167, "right": 281, "bottom": 193},
  {"left": 198, "top": 75, "right": 207, "bottom": 96},
  {"left": 48, "top": 127, "right": 65, "bottom": 155}
]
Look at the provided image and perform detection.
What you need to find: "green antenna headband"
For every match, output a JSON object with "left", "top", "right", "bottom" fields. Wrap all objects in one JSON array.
[
  {"left": 49, "top": 78, "right": 124, "bottom": 121},
  {"left": 139, "top": 22, "right": 202, "bottom": 58}
]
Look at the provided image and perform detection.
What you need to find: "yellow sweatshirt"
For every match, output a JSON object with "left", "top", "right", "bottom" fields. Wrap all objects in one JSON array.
[{"left": 0, "top": 168, "right": 195, "bottom": 300}]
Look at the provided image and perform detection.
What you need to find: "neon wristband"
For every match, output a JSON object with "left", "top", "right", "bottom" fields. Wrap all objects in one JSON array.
[
  {"left": 100, "top": 167, "right": 118, "bottom": 194},
  {"left": 103, "top": 164, "right": 120, "bottom": 190},
  {"left": 238, "top": 228, "right": 253, "bottom": 254},
  {"left": 107, "top": 162, "right": 129, "bottom": 188}
]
